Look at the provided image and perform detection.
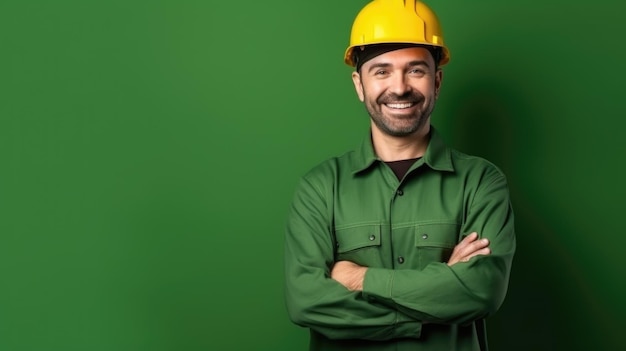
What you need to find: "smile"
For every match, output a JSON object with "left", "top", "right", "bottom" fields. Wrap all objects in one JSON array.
[{"left": 384, "top": 102, "right": 416, "bottom": 109}]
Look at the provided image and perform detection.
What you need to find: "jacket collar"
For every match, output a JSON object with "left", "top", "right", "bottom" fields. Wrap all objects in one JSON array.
[{"left": 351, "top": 126, "right": 454, "bottom": 175}]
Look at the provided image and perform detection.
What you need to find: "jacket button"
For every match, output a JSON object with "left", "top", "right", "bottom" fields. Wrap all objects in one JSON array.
[
  {"left": 398, "top": 256, "right": 405, "bottom": 264},
  {"left": 369, "top": 234, "right": 376, "bottom": 241},
  {"left": 396, "top": 189, "right": 404, "bottom": 196},
  {"left": 422, "top": 234, "right": 428, "bottom": 239}
]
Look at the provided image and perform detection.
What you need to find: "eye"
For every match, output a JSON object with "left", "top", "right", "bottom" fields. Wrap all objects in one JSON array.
[
  {"left": 374, "top": 69, "right": 388, "bottom": 76},
  {"left": 409, "top": 69, "right": 426, "bottom": 76}
]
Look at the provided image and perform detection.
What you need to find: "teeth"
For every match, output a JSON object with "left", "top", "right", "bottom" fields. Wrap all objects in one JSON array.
[{"left": 386, "top": 103, "right": 414, "bottom": 109}]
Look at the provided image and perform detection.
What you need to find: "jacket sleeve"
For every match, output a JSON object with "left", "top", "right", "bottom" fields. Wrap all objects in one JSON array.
[
  {"left": 362, "top": 170, "right": 516, "bottom": 325},
  {"left": 284, "top": 174, "right": 423, "bottom": 340}
]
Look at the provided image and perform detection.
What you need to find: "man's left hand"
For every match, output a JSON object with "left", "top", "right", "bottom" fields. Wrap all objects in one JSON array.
[{"left": 331, "top": 261, "right": 367, "bottom": 291}]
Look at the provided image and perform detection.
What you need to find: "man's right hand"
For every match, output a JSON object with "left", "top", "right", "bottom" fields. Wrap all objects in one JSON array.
[{"left": 447, "top": 232, "right": 490, "bottom": 266}]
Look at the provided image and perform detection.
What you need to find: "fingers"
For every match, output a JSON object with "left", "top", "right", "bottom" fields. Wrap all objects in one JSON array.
[
  {"left": 457, "top": 232, "right": 489, "bottom": 256},
  {"left": 461, "top": 232, "right": 478, "bottom": 243},
  {"left": 460, "top": 246, "right": 491, "bottom": 262},
  {"left": 447, "top": 232, "right": 491, "bottom": 266}
]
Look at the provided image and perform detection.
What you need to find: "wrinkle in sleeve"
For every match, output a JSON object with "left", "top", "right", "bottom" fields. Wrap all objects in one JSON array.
[{"left": 284, "top": 174, "right": 422, "bottom": 340}]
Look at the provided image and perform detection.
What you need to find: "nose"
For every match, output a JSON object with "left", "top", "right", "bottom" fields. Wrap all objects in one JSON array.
[{"left": 389, "top": 73, "right": 411, "bottom": 96}]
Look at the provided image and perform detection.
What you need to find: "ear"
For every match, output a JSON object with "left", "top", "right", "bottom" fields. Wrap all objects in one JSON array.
[
  {"left": 434, "top": 69, "right": 443, "bottom": 99},
  {"left": 351, "top": 71, "right": 365, "bottom": 102}
]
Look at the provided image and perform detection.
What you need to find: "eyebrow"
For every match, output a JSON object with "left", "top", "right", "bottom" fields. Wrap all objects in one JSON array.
[
  {"left": 367, "top": 60, "right": 431, "bottom": 73},
  {"left": 367, "top": 62, "right": 392, "bottom": 73},
  {"left": 407, "top": 60, "right": 431, "bottom": 68}
]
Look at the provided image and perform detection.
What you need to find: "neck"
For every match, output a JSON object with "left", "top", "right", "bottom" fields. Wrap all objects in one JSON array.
[{"left": 371, "top": 123, "right": 431, "bottom": 162}]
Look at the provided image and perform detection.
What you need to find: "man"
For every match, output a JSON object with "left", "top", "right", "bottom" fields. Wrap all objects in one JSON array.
[{"left": 284, "top": 1, "right": 516, "bottom": 350}]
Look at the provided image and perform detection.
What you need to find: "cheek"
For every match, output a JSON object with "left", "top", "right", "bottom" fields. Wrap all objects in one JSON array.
[
  {"left": 363, "top": 83, "right": 385, "bottom": 102},
  {"left": 417, "top": 81, "right": 437, "bottom": 98}
]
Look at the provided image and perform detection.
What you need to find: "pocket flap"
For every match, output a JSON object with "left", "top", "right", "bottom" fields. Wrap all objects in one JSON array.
[
  {"left": 415, "top": 223, "right": 459, "bottom": 248},
  {"left": 335, "top": 224, "right": 381, "bottom": 253}
]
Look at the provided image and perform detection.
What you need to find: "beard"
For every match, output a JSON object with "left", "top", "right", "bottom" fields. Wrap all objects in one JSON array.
[{"left": 364, "top": 90, "right": 435, "bottom": 137}]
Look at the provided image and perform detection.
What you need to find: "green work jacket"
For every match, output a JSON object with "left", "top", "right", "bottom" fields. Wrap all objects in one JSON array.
[{"left": 284, "top": 128, "right": 516, "bottom": 351}]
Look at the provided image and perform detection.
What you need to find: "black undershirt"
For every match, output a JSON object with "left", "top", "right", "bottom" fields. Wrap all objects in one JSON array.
[{"left": 385, "top": 158, "right": 421, "bottom": 181}]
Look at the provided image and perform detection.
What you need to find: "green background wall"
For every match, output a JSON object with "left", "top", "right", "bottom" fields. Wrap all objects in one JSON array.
[{"left": 1, "top": 0, "right": 624, "bottom": 350}]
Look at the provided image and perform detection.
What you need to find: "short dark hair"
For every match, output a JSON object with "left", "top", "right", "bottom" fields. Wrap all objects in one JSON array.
[{"left": 354, "top": 44, "right": 442, "bottom": 72}]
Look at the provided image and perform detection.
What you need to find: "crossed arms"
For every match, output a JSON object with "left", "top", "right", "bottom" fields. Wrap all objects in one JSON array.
[
  {"left": 284, "top": 170, "right": 515, "bottom": 341},
  {"left": 332, "top": 232, "right": 491, "bottom": 291}
]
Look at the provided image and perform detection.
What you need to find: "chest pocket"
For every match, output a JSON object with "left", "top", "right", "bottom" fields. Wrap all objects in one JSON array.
[
  {"left": 334, "top": 224, "right": 384, "bottom": 268},
  {"left": 415, "top": 223, "right": 459, "bottom": 269}
]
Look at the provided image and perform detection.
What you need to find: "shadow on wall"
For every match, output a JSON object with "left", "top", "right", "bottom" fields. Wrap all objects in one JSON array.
[{"left": 440, "top": 69, "right": 615, "bottom": 350}]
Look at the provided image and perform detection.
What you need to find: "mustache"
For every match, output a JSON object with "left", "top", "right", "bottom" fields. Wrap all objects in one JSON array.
[{"left": 377, "top": 92, "right": 424, "bottom": 105}]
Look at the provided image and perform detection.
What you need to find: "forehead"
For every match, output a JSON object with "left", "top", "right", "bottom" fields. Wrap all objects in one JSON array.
[{"left": 364, "top": 47, "right": 434, "bottom": 68}]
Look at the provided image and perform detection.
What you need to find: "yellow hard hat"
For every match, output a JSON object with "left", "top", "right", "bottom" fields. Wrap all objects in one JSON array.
[{"left": 344, "top": 0, "right": 450, "bottom": 67}]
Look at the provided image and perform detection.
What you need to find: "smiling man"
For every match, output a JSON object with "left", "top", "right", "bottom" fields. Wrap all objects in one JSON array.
[{"left": 284, "top": 1, "right": 516, "bottom": 350}]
